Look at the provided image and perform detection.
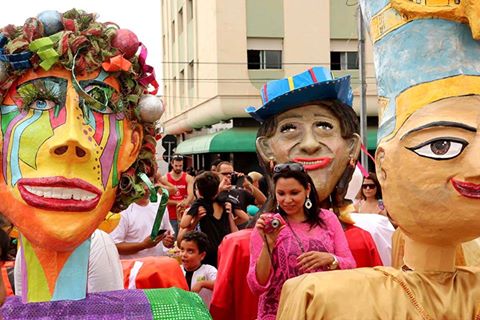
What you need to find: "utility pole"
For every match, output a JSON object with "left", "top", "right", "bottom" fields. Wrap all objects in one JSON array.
[{"left": 358, "top": 6, "right": 369, "bottom": 172}]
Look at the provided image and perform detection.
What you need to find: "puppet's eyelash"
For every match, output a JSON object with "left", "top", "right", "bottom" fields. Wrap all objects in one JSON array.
[
  {"left": 280, "top": 123, "right": 296, "bottom": 133},
  {"left": 17, "top": 80, "right": 61, "bottom": 110}
]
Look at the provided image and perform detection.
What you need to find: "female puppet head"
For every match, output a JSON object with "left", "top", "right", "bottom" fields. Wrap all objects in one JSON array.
[
  {"left": 359, "top": 0, "right": 480, "bottom": 245},
  {"left": 246, "top": 67, "right": 361, "bottom": 212},
  {"left": 0, "top": 9, "right": 164, "bottom": 251}
]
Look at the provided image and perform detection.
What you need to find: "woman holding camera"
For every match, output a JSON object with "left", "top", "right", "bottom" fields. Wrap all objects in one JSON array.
[{"left": 247, "top": 163, "right": 355, "bottom": 320}]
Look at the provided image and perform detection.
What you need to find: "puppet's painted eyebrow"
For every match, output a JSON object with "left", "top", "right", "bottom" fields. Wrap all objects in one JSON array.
[
  {"left": 79, "top": 79, "right": 117, "bottom": 91},
  {"left": 400, "top": 121, "right": 477, "bottom": 141},
  {"left": 278, "top": 114, "right": 303, "bottom": 120}
]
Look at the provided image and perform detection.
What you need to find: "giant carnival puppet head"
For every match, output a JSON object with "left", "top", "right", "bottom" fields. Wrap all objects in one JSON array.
[
  {"left": 359, "top": 0, "right": 480, "bottom": 249},
  {"left": 246, "top": 67, "right": 361, "bottom": 217},
  {"left": 0, "top": 9, "right": 164, "bottom": 301}
]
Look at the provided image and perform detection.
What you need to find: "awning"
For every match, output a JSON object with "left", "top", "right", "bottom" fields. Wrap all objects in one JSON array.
[
  {"left": 175, "top": 127, "right": 258, "bottom": 154},
  {"left": 367, "top": 128, "right": 377, "bottom": 150},
  {"left": 175, "top": 127, "right": 377, "bottom": 154}
]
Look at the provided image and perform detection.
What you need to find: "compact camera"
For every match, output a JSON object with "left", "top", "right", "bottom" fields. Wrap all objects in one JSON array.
[
  {"left": 230, "top": 172, "right": 245, "bottom": 188},
  {"left": 263, "top": 213, "right": 286, "bottom": 234}
]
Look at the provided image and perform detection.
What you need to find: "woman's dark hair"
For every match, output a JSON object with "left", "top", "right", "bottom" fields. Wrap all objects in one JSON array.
[
  {"left": 360, "top": 172, "right": 382, "bottom": 200},
  {"left": 257, "top": 99, "right": 359, "bottom": 214},
  {"left": 194, "top": 171, "right": 220, "bottom": 200},
  {"left": 271, "top": 164, "right": 323, "bottom": 229},
  {"left": 182, "top": 230, "right": 209, "bottom": 253},
  {"left": 258, "top": 176, "right": 269, "bottom": 199}
]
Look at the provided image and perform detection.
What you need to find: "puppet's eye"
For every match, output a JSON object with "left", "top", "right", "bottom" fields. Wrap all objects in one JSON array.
[
  {"left": 280, "top": 123, "right": 296, "bottom": 133},
  {"left": 408, "top": 138, "right": 468, "bottom": 160}
]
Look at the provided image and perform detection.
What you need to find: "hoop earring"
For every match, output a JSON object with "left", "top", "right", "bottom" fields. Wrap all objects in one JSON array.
[
  {"left": 276, "top": 204, "right": 280, "bottom": 212},
  {"left": 305, "top": 197, "right": 313, "bottom": 209}
]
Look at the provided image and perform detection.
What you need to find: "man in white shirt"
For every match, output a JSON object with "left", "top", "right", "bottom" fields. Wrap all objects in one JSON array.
[{"left": 110, "top": 190, "right": 175, "bottom": 260}]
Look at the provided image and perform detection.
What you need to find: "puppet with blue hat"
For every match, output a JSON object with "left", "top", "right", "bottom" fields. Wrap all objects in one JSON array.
[
  {"left": 276, "top": 1, "right": 480, "bottom": 319},
  {"left": 247, "top": 66, "right": 360, "bottom": 224}
]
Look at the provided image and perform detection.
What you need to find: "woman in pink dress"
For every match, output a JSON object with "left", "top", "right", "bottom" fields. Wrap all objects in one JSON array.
[{"left": 247, "top": 163, "right": 355, "bottom": 320}]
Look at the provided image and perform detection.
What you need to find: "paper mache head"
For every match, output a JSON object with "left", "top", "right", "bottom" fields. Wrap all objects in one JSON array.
[
  {"left": 247, "top": 67, "right": 361, "bottom": 222},
  {"left": 0, "top": 9, "right": 165, "bottom": 252},
  {"left": 359, "top": 0, "right": 480, "bottom": 245}
]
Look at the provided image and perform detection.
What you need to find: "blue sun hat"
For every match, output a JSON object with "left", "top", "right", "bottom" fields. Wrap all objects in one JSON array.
[{"left": 246, "top": 66, "right": 352, "bottom": 123}]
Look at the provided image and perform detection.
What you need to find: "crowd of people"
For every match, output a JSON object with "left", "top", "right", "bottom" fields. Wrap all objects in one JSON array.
[
  {"left": 2, "top": 3, "right": 480, "bottom": 319},
  {"left": 0, "top": 150, "right": 395, "bottom": 318},
  {"left": 0, "top": 34, "right": 397, "bottom": 316}
]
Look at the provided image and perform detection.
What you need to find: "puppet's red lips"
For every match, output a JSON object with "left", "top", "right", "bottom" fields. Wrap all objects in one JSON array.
[
  {"left": 17, "top": 177, "right": 101, "bottom": 211},
  {"left": 451, "top": 178, "right": 480, "bottom": 199},
  {"left": 292, "top": 157, "right": 332, "bottom": 171}
]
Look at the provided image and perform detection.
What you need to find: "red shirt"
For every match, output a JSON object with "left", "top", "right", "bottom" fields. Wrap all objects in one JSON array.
[
  {"left": 166, "top": 172, "right": 188, "bottom": 220},
  {"left": 344, "top": 225, "right": 383, "bottom": 267},
  {"left": 210, "top": 229, "right": 258, "bottom": 320}
]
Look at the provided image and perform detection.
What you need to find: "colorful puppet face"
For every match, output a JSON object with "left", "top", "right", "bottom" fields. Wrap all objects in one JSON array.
[
  {"left": 377, "top": 95, "right": 480, "bottom": 245},
  {"left": 258, "top": 104, "right": 358, "bottom": 201},
  {"left": 0, "top": 67, "right": 141, "bottom": 250}
]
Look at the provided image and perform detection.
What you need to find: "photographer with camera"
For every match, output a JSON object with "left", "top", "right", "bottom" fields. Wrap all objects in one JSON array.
[
  {"left": 178, "top": 171, "right": 249, "bottom": 267},
  {"left": 247, "top": 163, "right": 355, "bottom": 320},
  {"left": 216, "top": 162, "right": 266, "bottom": 217}
]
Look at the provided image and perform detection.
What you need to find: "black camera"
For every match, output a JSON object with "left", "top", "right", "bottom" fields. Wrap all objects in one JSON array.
[{"left": 230, "top": 172, "right": 245, "bottom": 188}]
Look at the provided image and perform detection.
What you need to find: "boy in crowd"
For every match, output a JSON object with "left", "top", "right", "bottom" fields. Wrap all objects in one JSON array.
[{"left": 180, "top": 231, "right": 217, "bottom": 307}]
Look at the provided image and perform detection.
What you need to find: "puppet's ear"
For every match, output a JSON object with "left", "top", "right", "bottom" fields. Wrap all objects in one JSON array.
[
  {"left": 119, "top": 123, "right": 143, "bottom": 172},
  {"left": 375, "top": 146, "right": 386, "bottom": 184},
  {"left": 256, "top": 136, "right": 276, "bottom": 170},
  {"left": 348, "top": 133, "right": 362, "bottom": 161}
]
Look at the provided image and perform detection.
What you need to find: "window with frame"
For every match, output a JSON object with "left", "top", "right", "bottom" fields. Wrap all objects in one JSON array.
[
  {"left": 330, "top": 51, "right": 359, "bottom": 70},
  {"left": 247, "top": 50, "right": 282, "bottom": 70}
]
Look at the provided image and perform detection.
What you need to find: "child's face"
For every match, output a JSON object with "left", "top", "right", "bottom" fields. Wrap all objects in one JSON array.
[{"left": 180, "top": 240, "right": 206, "bottom": 271}]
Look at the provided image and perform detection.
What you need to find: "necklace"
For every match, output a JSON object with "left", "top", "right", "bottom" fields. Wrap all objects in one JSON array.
[
  {"left": 379, "top": 267, "right": 480, "bottom": 320},
  {"left": 376, "top": 268, "right": 434, "bottom": 320},
  {"left": 263, "top": 215, "right": 306, "bottom": 268},
  {"left": 375, "top": 268, "right": 480, "bottom": 320},
  {"left": 285, "top": 217, "right": 306, "bottom": 253}
]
